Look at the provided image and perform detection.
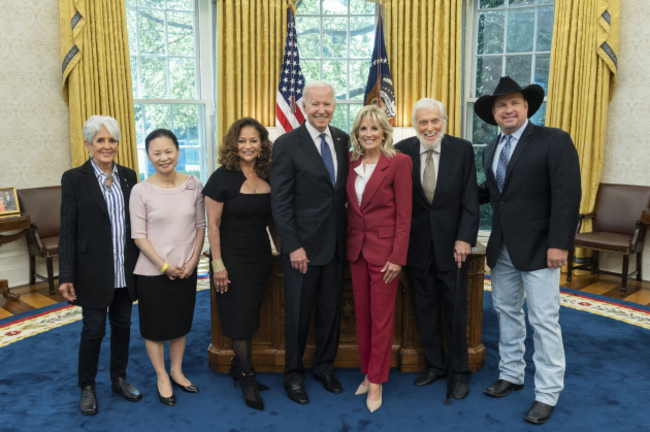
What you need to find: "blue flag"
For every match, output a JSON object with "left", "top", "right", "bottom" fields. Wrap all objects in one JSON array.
[{"left": 364, "top": 11, "right": 396, "bottom": 125}]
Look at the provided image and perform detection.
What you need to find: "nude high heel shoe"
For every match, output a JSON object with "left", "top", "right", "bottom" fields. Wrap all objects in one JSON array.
[
  {"left": 355, "top": 382, "right": 369, "bottom": 396},
  {"left": 366, "top": 384, "right": 382, "bottom": 413}
]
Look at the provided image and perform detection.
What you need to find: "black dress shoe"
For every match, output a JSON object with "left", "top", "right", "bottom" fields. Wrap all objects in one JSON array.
[
  {"left": 525, "top": 401, "right": 554, "bottom": 424},
  {"left": 483, "top": 379, "right": 524, "bottom": 398},
  {"left": 314, "top": 374, "right": 343, "bottom": 394},
  {"left": 158, "top": 392, "right": 176, "bottom": 406},
  {"left": 80, "top": 385, "right": 98, "bottom": 415},
  {"left": 112, "top": 377, "right": 143, "bottom": 402},
  {"left": 171, "top": 377, "right": 199, "bottom": 393},
  {"left": 285, "top": 382, "right": 309, "bottom": 405},
  {"left": 452, "top": 381, "right": 470, "bottom": 399},
  {"left": 414, "top": 369, "right": 445, "bottom": 387}
]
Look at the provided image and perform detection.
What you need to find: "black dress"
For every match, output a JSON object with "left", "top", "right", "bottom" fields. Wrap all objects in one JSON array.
[{"left": 203, "top": 167, "right": 272, "bottom": 339}]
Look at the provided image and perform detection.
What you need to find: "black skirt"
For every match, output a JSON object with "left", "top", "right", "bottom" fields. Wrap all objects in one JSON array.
[{"left": 136, "top": 270, "right": 197, "bottom": 341}]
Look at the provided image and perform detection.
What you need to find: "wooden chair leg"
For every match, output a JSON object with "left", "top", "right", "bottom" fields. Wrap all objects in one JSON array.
[
  {"left": 621, "top": 255, "right": 629, "bottom": 294},
  {"left": 29, "top": 255, "right": 36, "bottom": 285},
  {"left": 46, "top": 257, "right": 55, "bottom": 295},
  {"left": 567, "top": 249, "right": 574, "bottom": 281},
  {"left": 636, "top": 251, "right": 643, "bottom": 281}
]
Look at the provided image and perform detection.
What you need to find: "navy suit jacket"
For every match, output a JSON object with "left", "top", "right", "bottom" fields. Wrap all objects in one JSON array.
[
  {"left": 58, "top": 159, "right": 139, "bottom": 308},
  {"left": 270, "top": 122, "right": 349, "bottom": 265},
  {"left": 478, "top": 122, "right": 582, "bottom": 271},
  {"left": 396, "top": 135, "right": 479, "bottom": 272}
]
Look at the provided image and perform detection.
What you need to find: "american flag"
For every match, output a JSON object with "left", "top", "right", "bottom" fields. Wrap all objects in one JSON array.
[
  {"left": 364, "top": 8, "right": 396, "bottom": 126},
  {"left": 276, "top": 4, "right": 305, "bottom": 132}
]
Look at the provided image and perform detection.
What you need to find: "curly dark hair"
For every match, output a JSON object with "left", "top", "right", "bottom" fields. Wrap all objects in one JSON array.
[{"left": 218, "top": 117, "right": 272, "bottom": 178}]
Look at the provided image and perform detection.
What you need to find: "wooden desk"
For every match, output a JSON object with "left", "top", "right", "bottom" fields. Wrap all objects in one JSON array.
[
  {"left": 642, "top": 208, "right": 650, "bottom": 225},
  {"left": 0, "top": 213, "right": 31, "bottom": 300},
  {"left": 208, "top": 250, "right": 486, "bottom": 373}
]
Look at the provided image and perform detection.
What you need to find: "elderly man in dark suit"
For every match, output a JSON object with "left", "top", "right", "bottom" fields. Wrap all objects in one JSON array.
[
  {"left": 475, "top": 77, "right": 581, "bottom": 425},
  {"left": 395, "top": 98, "right": 479, "bottom": 400},
  {"left": 270, "top": 81, "right": 349, "bottom": 405},
  {"left": 59, "top": 115, "right": 141, "bottom": 415}
]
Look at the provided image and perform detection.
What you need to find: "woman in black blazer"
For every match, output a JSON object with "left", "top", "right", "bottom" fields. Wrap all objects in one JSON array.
[{"left": 58, "top": 115, "right": 142, "bottom": 416}]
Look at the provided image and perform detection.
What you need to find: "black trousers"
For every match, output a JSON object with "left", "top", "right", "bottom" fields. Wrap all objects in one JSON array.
[
  {"left": 78, "top": 287, "right": 133, "bottom": 388},
  {"left": 283, "top": 253, "right": 342, "bottom": 385},
  {"left": 407, "top": 258, "right": 470, "bottom": 382}
]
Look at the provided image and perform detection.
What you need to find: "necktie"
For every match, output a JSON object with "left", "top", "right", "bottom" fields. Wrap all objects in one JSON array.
[
  {"left": 104, "top": 173, "right": 114, "bottom": 190},
  {"left": 319, "top": 133, "right": 335, "bottom": 186},
  {"left": 496, "top": 135, "right": 512, "bottom": 192},
  {"left": 422, "top": 149, "right": 436, "bottom": 204}
]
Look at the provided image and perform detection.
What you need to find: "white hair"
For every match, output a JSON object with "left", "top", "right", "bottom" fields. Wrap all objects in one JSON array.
[
  {"left": 82, "top": 115, "right": 121, "bottom": 143},
  {"left": 411, "top": 98, "right": 448, "bottom": 133},
  {"left": 302, "top": 81, "right": 335, "bottom": 105}
]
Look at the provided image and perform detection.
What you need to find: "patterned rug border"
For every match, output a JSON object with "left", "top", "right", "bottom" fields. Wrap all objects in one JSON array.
[{"left": 2, "top": 278, "right": 648, "bottom": 348}]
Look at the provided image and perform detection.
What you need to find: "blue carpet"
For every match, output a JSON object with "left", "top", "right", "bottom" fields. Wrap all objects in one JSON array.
[{"left": 1, "top": 290, "right": 649, "bottom": 431}]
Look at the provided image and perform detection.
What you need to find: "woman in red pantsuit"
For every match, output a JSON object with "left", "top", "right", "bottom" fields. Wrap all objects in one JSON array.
[{"left": 346, "top": 105, "right": 412, "bottom": 412}]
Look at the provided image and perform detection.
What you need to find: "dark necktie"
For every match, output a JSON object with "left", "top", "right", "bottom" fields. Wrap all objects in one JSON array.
[
  {"left": 319, "top": 133, "right": 335, "bottom": 186},
  {"left": 496, "top": 134, "right": 512, "bottom": 192}
]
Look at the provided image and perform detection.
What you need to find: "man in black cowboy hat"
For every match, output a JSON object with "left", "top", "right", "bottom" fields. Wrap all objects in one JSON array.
[{"left": 475, "top": 76, "right": 581, "bottom": 424}]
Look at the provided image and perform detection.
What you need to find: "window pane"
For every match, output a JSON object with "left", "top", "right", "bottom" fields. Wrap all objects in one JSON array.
[
  {"left": 507, "top": 8, "right": 535, "bottom": 53},
  {"left": 127, "top": 9, "right": 138, "bottom": 54},
  {"left": 350, "top": 1, "right": 375, "bottom": 14},
  {"left": 139, "top": 0, "right": 165, "bottom": 8},
  {"left": 297, "top": 17, "right": 321, "bottom": 58},
  {"left": 471, "top": 109, "right": 498, "bottom": 145},
  {"left": 166, "top": 0, "right": 193, "bottom": 11},
  {"left": 530, "top": 101, "right": 546, "bottom": 125},
  {"left": 323, "top": 0, "right": 348, "bottom": 15},
  {"left": 509, "top": 0, "right": 534, "bottom": 5},
  {"left": 173, "top": 105, "right": 201, "bottom": 177},
  {"left": 477, "top": 11, "right": 505, "bottom": 54},
  {"left": 296, "top": 0, "right": 320, "bottom": 14},
  {"left": 536, "top": 6, "right": 554, "bottom": 51},
  {"left": 301, "top": 59, "right": 320, "bottom": 83},
  {"left": 349, "top": 103, "right": 363, "bottom": 134},
  {"left": 479, "top": 0, "right": 505, "bottom": 8},
  {"left": 138, "top": 9, "right": 165, "bottom": 55},
  {"left": 348, "top": 59, "right": 369, "bottom": 100},
  {"left": 322, "top": 60, "right": 348, "bottom": 98},
  {"left": 475, "top": 55, "right": 502, "bottom": 97},
  {"left": 169, "top": 57, "right": 196, "bottom": 99},
  {"left": 140, "top": 56, "right": 168, "bottom": 98},
  {"left": 349, "top": 16, "right": 374, "bottom": 59},
  {"left": 330, "top": 103, "right": 347, "bottom": 131},
  {"left": 534, "top": 54, "right": 550, "bottom": 92},
  {"left": 167, "top": 11, "right": 195, "bottom": 56},
  {"left": 505, "top": 54, "right": 532, "bottom": 85},
  {"left": 322, "top": 17, "right": 348, "bottom": 58}
]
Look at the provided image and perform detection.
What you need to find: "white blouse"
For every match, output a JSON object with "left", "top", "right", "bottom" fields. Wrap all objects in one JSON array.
[{"left": 354, "top": 162, "right": 377, "bottom": 206}]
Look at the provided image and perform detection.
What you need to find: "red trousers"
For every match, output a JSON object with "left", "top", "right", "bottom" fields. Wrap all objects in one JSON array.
[{"left": 350, "top": 254, "right": 399, "bottom": 383}]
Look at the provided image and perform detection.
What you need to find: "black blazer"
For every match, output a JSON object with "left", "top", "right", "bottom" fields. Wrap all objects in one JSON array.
[
  {"left": 396, "top": 135, "right": 479, "bottom": 271},
  {"left": 58, "top": 159, "right": 139, "bottom": 308},
  {"left": 270, "top": 122, "right": 349, "bottom": 265},
  {"left": 479, "top": 122, "right": 582, "bottom": 271}
]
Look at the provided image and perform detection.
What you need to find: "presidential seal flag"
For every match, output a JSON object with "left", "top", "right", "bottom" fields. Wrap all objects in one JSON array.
[
  {"left": 363, "top": 8, "right": 396, "bottom": 126},
  {"left": 276, "top": 3, "right": 306, "bottom": 132}
]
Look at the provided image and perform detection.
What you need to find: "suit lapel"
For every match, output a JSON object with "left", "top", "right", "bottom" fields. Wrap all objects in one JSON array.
[
  {"left": 296, "top": 123, "right": 335, "bottom": 187},
  {"left": 483, "top": 135, "right": 500, "bottom": 192},
  {"left": 431, "top": 137, "right": 454, "bottom": 206},
  {"left": 347, "top": 157, "right": 362, "bottom": 214},
  {"left": 360, "top": 153, "right": 389, "bottom": 210},
  {"left": 503, "top": 122, "right": 534, "bottom": 187},
  {"left": 333, "top": 130, "right": 348, "bottom": 188},
  {"left": 405, "top": 138, "right": 428, "bottom": 204},
  {"left": 81, "top": 160, "right": 109, "bottom": 218}
]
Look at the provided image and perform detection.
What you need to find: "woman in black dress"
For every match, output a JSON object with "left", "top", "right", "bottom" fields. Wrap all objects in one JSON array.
[{"left": 203, "top": 117, "right": 272, "bottom": 411}]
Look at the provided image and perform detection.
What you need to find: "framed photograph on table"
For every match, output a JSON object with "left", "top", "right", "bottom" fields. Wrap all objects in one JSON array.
[{"left": 0, "top": 187, "right": 20, "bottom": 216}]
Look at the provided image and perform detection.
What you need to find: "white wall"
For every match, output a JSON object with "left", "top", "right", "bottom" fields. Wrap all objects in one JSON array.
[{"left": 0, "top": 1, "right": 70, "bottom": 287}]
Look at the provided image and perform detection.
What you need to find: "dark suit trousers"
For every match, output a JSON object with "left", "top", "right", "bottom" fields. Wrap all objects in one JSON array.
[
  {"left": 407, "top": 258, "right": 470, "bottom": 381},
  {"left": 283, "top": 253, "right": 342, "bottom": 385},
  {"left": 78, "top": 287, "right": 133, "bottom": 388}
]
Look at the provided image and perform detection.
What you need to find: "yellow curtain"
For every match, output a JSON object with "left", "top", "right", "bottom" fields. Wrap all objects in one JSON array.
[
  {"left": 384, "top": 0, "right": 464, "bottom": 134},
  {"left": 60, "top": 0, "right": 138, "bottom": 170},
  {"left": 216, "top": 0, "right": 285, "bottom": 142},
  {"left": 547, "top": 0, "right": 619, "bottom": 214},
  {"left": 546, "top": 0, "right": 619, "bottom": 269}
]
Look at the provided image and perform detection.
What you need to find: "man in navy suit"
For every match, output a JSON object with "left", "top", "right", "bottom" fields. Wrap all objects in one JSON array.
[
  {"left": 270, "top": 81, "right": 349, "bottom": 404},
  {"left": 395, "top": 99, "right": 479, "bottom": 400},
  {"left": 475, "top": 77, "right": 581, "bottom": 424}
]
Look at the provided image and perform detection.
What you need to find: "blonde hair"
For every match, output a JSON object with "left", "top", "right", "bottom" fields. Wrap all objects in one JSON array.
[{"left": 350, "top": 105, "right": 395, "bottom": 161}]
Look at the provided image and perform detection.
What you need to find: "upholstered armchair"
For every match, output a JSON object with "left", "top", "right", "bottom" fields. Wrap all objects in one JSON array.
[
  {"left": 16, "top": 186, "right": 61, "bottom": 294},
  {"left": 567, "top": 183, "right": 650, "bottom": 293}
]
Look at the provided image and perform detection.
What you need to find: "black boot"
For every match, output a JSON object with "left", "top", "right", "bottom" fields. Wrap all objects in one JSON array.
[
  {"left": 229, "top": 356, "right": 269, "bottom": 391},
  {"left": 239, "top": 371, "right": 264, "bottom": 411}
]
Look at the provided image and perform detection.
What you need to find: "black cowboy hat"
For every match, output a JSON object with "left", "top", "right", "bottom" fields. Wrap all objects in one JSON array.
[{"left": 474, "top": 76, "right": 545, "bottom": 126}]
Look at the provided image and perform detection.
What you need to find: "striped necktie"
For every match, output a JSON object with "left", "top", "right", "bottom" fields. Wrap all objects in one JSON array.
[{"left": 496, "top": 135, "right": 512, "bottom": 192}]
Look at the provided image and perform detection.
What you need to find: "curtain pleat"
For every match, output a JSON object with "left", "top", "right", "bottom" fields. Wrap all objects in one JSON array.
[{"left": 60, "top": 0, "right": 138, "bottom": 170}]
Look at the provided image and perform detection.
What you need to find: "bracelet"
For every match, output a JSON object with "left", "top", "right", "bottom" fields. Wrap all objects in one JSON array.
[
  {"left": 159, "top": 262, "right": 169, "bottom": 273},
  {"left": 212, "top": 259, "right": 226, "bottom": 272}
]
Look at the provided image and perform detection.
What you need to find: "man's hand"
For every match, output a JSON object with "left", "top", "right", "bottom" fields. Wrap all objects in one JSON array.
[
  {"left": 290, "top": 247, "right": 310, "bottom": 274},
  {"left": 454, "top": 240, "right": 472, "bottom": 268},
  {"left": 59, "top": 282, "right": 77, "bottom": 301},
  {"left": 547, "top": 248, "right": 568, "bottom": 269}
]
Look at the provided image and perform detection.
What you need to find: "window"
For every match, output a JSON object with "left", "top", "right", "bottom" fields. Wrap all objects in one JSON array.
[
  {"left": 126, "top": 0, "right": 213, "bottom": 182},
  {"left": 465, "top": 0, "right": 555, "bottom": 229},
  {"left": 295, "top": 0, "right": 376, "bottom": 132}
]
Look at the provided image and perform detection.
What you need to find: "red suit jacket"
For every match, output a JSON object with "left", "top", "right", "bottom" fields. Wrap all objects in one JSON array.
[{"left": 346, "top": 152, "right": 413, "bottom": 266}]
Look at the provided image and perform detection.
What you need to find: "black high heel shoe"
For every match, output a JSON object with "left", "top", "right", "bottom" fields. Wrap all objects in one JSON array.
[
  {"left": 158, "top": 392, "right": 176, "bottom": 406},
  {"left": 170, "top": 377, "right": 199, "bottom": 393},
  {"left": 239, "top": 371, "right": 264, "bottom": 411},
  {"left": 229, "top": 357, "right": 270, "bottom": 391}
]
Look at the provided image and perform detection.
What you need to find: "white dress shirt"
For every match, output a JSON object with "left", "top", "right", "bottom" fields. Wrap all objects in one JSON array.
[
  {"left": 354, "top": 162, "right": 377, "bottom": 206},
  {"left": 305, "top": 120, "right": 338, "bottom": 180},
  {"left": 491, "top": 119, "right": 528, "bottom": 177}
]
